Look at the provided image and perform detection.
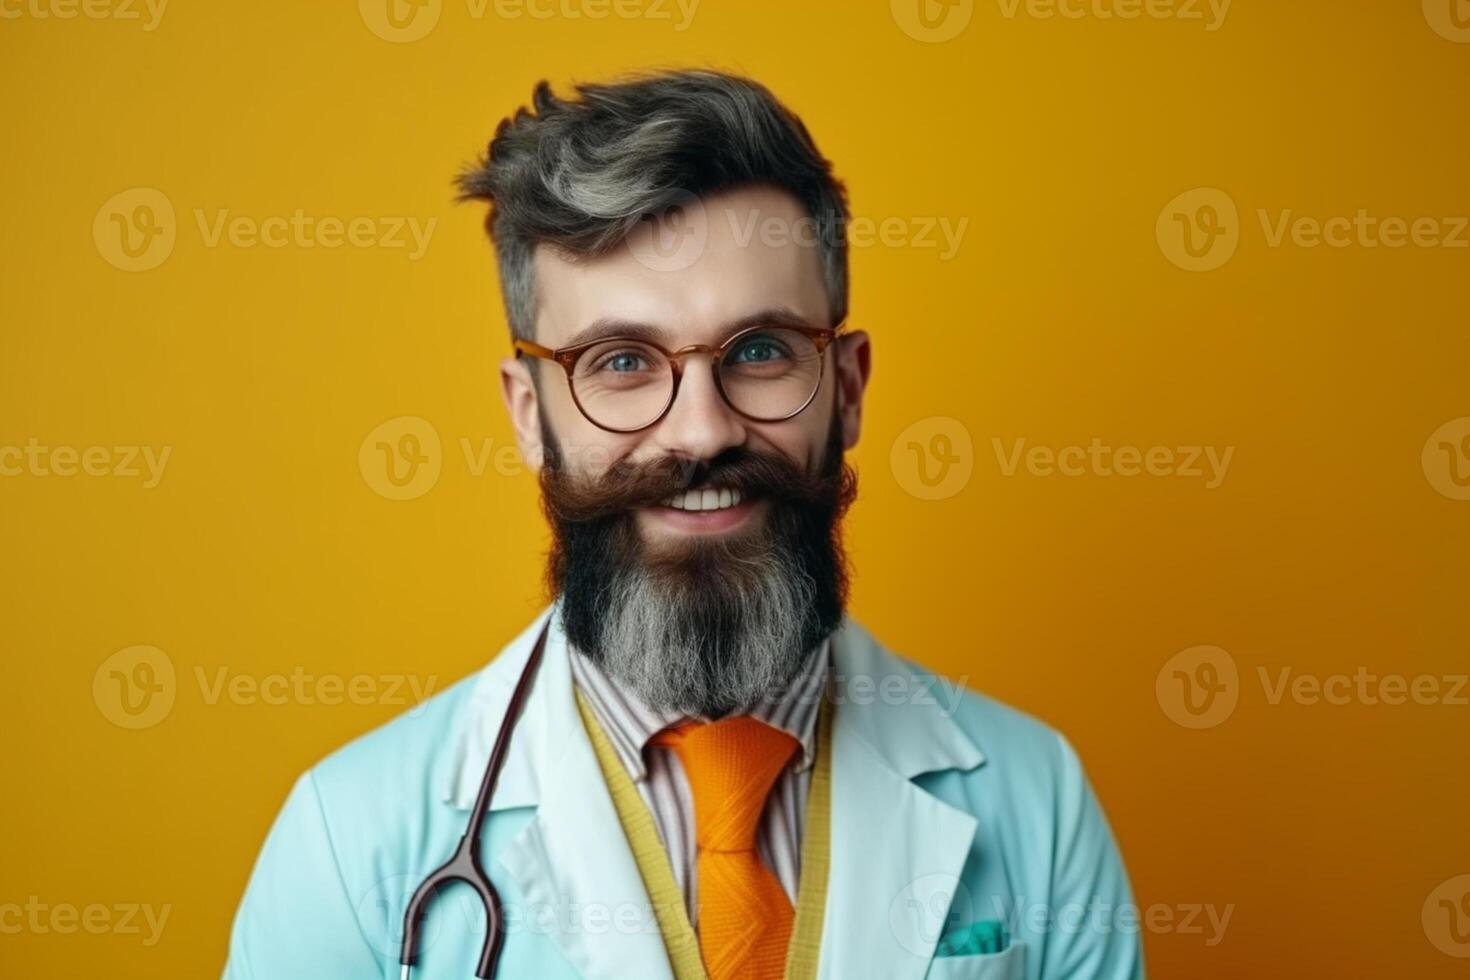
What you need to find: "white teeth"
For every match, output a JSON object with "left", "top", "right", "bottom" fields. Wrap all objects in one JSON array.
[{"left": 657, "top": 487, "right": 745, "bottom": 511}]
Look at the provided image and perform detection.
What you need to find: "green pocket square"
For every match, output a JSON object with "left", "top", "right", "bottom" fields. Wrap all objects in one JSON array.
[{"left": 935, "top": 919, "right": 1009, "bottom": 957}]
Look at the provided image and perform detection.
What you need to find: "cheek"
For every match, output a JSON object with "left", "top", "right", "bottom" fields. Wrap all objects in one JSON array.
[
  {"left": 543, "top": 400, "right": 643, "bottom": 475},
  {"left": 750, "top": 413, "right": 831, "bottom": 470}
]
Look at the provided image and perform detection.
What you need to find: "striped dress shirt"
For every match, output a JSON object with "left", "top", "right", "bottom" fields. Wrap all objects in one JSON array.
[{"left": 568, "top": 637, "right": 831, "bottom": 930}]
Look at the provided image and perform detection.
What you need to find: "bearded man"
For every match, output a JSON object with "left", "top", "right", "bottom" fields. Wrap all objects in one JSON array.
[{"left": 226, "top": 69, "right": 1142, "bottom": 980}]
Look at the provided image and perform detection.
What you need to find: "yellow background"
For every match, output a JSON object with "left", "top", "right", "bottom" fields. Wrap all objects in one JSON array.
[{"left": 3, "top": 0, "right": 1469, "bottom": 975}]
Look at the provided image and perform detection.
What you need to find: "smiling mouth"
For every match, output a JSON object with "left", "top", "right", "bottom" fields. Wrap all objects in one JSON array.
[
  {"left": 642, "top": 485, "right": 759, "bottom": 535},
  {"left": 656, "top": 486, "right": 746, "bottom": 511}
]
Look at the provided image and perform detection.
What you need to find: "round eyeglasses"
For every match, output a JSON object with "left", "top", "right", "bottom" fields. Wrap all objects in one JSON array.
[{"left": 514, "top": 320, "right": 844, "bottom": 434}]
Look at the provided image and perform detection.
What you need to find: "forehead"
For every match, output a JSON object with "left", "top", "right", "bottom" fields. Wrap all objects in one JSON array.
[{"left": 531, "top": 184, "right": 832, "bottom": 348}]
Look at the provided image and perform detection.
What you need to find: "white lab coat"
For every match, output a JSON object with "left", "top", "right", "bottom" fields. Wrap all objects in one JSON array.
[{"left": 225, "top": 600, "right": 1142, "bottom": 979}]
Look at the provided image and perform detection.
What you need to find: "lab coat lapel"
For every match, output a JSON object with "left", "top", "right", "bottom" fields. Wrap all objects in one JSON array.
[
  {"left": 444, "top": 602, "right": 677, "bottom": 980},
  {"left": 817, "top": 618, "right": 986, "bottom": 980}
]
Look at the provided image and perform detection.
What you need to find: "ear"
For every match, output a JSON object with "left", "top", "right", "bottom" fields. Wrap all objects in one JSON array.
[
  {"left": 833, "top": 329, "right": 872, "bottom": 451},
  {"left": 499, "top": 355, "right": 546, "bottom": 474}
]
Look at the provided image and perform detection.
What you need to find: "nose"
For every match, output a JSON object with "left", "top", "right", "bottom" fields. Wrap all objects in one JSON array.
[{"left": 649, "top": 353, "right": 748, "bottom": 462}]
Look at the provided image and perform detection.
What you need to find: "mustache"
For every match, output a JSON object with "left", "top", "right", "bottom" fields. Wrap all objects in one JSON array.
[{"left": 540, "top": 445, "right": 854, "bottom": 525}]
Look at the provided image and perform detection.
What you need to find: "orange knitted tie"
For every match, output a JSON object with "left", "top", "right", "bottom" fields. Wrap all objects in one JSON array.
[{"left": 651, "top": 715, "right": 800, "bottom": 980}]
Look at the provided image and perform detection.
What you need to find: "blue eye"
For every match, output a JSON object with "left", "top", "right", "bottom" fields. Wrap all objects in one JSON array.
[
  {"left": 588, "top": 348, "right": 655, "bottom": 374},
  {"left": 605, "top": 352, "right": 645, "bottom": 372},
  {"left": 728, "top": 335, "right": 790, "bottom": 364}
]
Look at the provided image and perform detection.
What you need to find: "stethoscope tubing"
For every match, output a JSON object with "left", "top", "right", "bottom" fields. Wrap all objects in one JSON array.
[{"left": 399, "top": 618, "right": 552, "bottom": 979}]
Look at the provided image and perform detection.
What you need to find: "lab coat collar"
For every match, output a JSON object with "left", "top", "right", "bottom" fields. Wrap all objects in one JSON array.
[
  {"left": 816, "top": 613, "right": 987, "bottom": 980},
  {"left": 442, "top": 601, "right": 563, "bottom": 814},
  {"left": 447, "top": 598, "right": 682, "bottom": 979},
  {"left": 824, "top": 615, "right": 986, "bottom": 779}
]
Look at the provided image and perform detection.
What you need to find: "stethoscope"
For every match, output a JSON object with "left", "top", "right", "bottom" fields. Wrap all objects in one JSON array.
[{"left": 399, "top": 618, "right": 552, "bottom": 979}]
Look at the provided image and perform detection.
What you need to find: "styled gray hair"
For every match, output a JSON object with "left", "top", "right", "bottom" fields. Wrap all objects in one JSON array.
[{"left": 456, "top": 69, "right": 850, "bottom": 341}]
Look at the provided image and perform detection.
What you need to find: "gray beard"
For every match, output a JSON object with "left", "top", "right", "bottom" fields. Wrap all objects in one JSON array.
[{"left": 576, "top": 534, "right": 818, "bottom": 718}]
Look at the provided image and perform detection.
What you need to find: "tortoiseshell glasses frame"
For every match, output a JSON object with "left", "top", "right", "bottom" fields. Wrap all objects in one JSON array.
[{"left": 513, "top": 319, "right": 846, "bottom": 434}]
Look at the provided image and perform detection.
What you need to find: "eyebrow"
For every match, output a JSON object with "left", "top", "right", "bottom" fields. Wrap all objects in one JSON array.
[{"left": 560, "top": 307, "right": 818, "bottom": 350}]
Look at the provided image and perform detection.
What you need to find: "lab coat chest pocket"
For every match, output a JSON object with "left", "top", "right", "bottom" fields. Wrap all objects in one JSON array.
[{"left": 922, "top": 941, "right": 1026, "bottom": 980}]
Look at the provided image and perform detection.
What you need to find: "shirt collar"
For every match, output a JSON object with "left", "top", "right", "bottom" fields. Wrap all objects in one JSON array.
[{"left": 568, "top": 635, "right": 832, "bottom": 784}]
